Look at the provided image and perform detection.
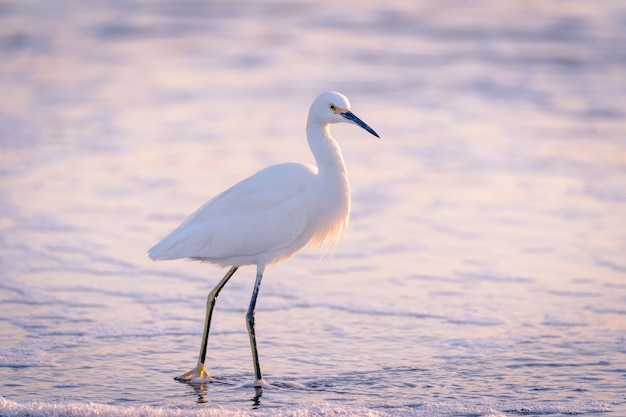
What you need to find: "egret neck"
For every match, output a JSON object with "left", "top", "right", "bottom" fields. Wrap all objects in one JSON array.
[{"left": 306, "top": 119, "right": 350, "bottom": 249}]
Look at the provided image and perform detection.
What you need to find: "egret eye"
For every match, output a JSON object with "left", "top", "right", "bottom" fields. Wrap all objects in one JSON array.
[{"left": 329, "top": 104, "right": 336, "bottom": 111}]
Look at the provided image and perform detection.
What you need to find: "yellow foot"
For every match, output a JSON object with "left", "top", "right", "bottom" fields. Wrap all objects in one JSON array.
[{"left": 174, "top": 363, "right": 211, "bottom": 383}]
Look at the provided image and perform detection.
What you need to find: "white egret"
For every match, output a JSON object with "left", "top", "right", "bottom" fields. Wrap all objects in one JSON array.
[{"left": 148, "top": 91, "right": 379, "bottom": 386}]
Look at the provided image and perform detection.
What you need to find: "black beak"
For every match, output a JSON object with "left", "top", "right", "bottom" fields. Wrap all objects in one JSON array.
[{"left": 341, "top": 111, "right": 380, "bottom": 138}]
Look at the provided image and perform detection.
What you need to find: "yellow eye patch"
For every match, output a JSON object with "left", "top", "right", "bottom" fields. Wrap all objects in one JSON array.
[{"left": 329, "top": 103, "right": 347, "bottom": 114}]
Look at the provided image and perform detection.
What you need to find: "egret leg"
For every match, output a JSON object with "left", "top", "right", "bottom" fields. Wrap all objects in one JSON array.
[
  {"left": 176, "top": 265, "right": 239, "bottom": 382},
  {"left": 247, "top": 269, "right": 265, "bottom": 386}
]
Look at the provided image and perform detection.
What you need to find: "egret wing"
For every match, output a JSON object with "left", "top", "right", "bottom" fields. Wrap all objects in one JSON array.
[{"left": 148, "top": 162, "right": 319, "bottom": 264}]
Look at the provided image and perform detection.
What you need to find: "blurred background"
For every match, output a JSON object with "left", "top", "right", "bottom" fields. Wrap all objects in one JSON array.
[{"left": 1, "top": 1, "right": 625, "bottom": 416}]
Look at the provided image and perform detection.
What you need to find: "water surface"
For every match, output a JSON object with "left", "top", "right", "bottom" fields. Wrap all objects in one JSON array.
[{"left": 1, "top": 1, "right": 625, "bottom": 416}]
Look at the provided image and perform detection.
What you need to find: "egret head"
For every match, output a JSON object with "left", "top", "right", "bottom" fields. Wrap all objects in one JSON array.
[{"left": 310, "top": 91, "right": 380, "bottom": 138}]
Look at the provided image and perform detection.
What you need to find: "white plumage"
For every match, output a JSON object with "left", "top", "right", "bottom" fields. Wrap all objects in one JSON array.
[{"left": 148, "top": 91, "right": 379, "bottom": 386}]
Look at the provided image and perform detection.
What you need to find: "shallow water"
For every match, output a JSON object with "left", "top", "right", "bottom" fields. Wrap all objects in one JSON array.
[{"left": 1, "top": 1, "right": 625, "bottom": 416}]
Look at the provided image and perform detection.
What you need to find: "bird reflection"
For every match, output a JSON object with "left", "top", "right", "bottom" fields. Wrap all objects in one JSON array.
[
  {"left": 183, "top": 379, "right": 264, "bottom": 408},
  {"left": 186, "top": 381, "right": 210, "bottom": 404},
  {"left": 250, "top": 386, "right": 263, "bottom": 408}
]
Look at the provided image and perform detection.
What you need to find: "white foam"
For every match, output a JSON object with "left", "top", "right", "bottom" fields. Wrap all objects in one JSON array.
[
  {"left": 0, "top": 398, "right": 388, "bottom": 417},
  {"left": 0, "top": 397, "right": 614, "bottom": 417},
  {"left": 0, "top": 340, "right": 76, "bottom": 368}
]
